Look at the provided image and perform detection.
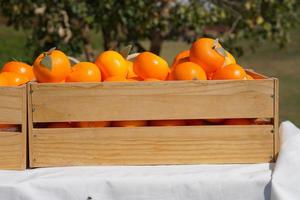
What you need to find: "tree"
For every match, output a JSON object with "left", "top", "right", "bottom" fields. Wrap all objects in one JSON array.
[{"left": 1, "top": 0, "right": 299, "bottom": 61}]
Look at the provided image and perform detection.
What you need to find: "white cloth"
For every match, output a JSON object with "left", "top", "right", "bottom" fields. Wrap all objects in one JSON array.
[
  {"left": 0, "top": 121, "right": 299, "bottom": 200},
  {"left": 271, "top": 121, "right": 300, "bottom": 200}
]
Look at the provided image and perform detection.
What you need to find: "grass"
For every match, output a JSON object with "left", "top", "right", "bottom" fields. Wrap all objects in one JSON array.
[{"left": 0, "top": 24, "right": 299, "bottom": 126}]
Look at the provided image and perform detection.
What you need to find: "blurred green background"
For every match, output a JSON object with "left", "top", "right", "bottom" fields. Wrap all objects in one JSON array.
[{"left": 0, "top": 0, "right": 299, "bottom": 126}]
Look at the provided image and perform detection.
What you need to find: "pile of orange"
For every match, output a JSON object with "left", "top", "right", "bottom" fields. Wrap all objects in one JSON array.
[{"left": 0, "top": 37, "right": 259, "bottom": 128}]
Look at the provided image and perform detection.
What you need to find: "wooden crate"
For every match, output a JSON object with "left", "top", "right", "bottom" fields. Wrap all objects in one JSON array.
[
  {"left": 0, "top": 85, "right": 27, "bottom": 170},
  {"left": 28, "top": 70, "right": 279, "bottom": 168}
]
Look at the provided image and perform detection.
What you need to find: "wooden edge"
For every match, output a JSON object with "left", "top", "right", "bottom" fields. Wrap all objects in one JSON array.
[
  {"left": 245, "top": 69, "right": 270, "bottom": 79},
  {"left": 27, "top": 83, "right": 34, "bottom": 168},
  {"left": 273, "top": 78, "right": 279, "bottom": 160},
  {"left": 19, "top": 84, "right": 27, "bottom": 170}
]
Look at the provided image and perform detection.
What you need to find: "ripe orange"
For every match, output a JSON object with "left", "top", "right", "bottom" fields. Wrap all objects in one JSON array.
[
  {"left": 104, "top": 76, "right": 128, "bottom": 82},
  {"left": 112, "top": 120, "right": 147, "bottom": 127},
  {"left": 212, "top": 64, "right": 246, "bottom": 80},
  {"left": 2, "top": 61, "right": 35, "bottom": 80},
  {"left": 186, "top": 119, "right": 206, "bottom": 126},
  {"left": 95, "top": 51, "right": 128, "bottom": 79},
  {"left": 0, "top": 75, "right": 9, "bottom": 86},
  {"left": 172, "top": 62, "right": 207, "bottom": 80},
  {"left": 66, "top": 62, "right": 101, "bottom": 82},
  {"left": 73, "top": 121, "right": 111, "bottom": 128},
  {"left": 244, "top": 74, "right": 254, "bottom": 80},
  {"left": 133, "top": 52, "right": 169, "bottom": 80},
  {"left": 144, "top": 78, "right": 161, "bottom": 81},
  {"left": 205, "top": 119, "right": 225, "bottom": 124},
  {"left": 33, "top": 49, "right": 71, "bottom": 83},
  {"left": 47, "top": 122, "right": 73, "bottom": 128},
  {"left": 224, "top": 118, "right": 254, "bottom": 125},
  {"left": 126, "top": 60, "right": 138, "bottom": 79},
  {"left": 149, "top": 120, "right": 187, "bottom": 126},
  {"left": 190, "top": 38, "right": 225, "bottom": 74},
  {"left": 166, "top": 71, "right": 175, "bottom": 81},
  {"left": 0, "top": 72, "right": 29, "bottom": 86},
  {"left": 223, "top": 51, "right": 236, "bottom": 66},
  {"left": 172, "top": 50, "right": 190, "bottom": 66}
]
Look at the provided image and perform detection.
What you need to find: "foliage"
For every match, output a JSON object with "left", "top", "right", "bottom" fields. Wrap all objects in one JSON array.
[{"left": 0, "top": 0, "right": 299, "bottom": 60}]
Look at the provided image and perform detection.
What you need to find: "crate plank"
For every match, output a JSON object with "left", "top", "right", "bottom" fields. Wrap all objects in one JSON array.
[
  {"left": 30, "top": 80, "right": 274, "bottom": 122},
  {"left": 30, "top": 125, "right": 274, "bottom": 167},
  {"left": 0, "top": 86, "right": 24, "bottom": 124},
  {"left": 0, "top": 132, "right": 24, "bottom": 170}
]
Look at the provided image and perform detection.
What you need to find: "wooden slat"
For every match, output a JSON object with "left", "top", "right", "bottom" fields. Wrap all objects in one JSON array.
[
  {"left": 0, "top": 132, "right": 24, "bottom": 170},
  {"left": 30, "top": 80, "right": 274, "bottom": 122},
  {"left": 0, "top": 86, "right": 24, "bottom": 124},
  {"left": 30, "top": 125, "right": 274, "bottom": 167},
  {"left": 273, "top": 78, "right": 280, "bottom": 159}
]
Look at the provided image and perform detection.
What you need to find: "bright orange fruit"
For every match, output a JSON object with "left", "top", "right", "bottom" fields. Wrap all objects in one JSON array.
[
  {"left": 0, "top": 75, "right": 9, "bottom": 86},
  {"left": 133, "top": 52, "right": 169, "bottom": 80},
  {"left": 144, "top": 78, "right": 161, "bottom": 81},
  {"left": 95, "top": 51, "right": 128, "bottom": 79},
  {"left": 66, "top": 62, "right": 101, "bottom": 82},
  {"left": 0, "top": 72, "right": 29, "bottom": 86},
  {"left": 172, "top": 62, "right": 207, "bottom": 80},
  {"left": 33, "top": 49, "right": 71, "bottom": 83},
  {"left": 104, "top": 76, "right": 128, "bottom": 82},
  {"left": 112, "top": 120, "right": 147, "bottom": 127},
  {"left": 73, "top": 121, "right": 111, "bottom": 128},
  {"left": 223, "top": 51, "right": 236, "bottom": 66},
  {"left": 172, "top": 50, "right": 190, "bottom": 66},
  {"left": 149, "top": 120, "right": 187, "bottom": 126},
  {"left": 190, "top": 38, "right": 225, "bottom": 74},
  {"left": 212, "top": 64, "right": 246, "bottom": 80},
  {"left": 2, "top": 61, "right": 35, "bottom": 80},
  {"left": 126, "top": 60, "right": 138, "bottom": 79}
]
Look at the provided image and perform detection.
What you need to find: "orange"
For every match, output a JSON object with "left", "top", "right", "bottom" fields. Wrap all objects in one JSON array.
[
  {"left": 126, "top": 60, "right": 138, "bottom": 79},
  {"left": 172, "top": 62, "right": 207, "bottom": 80},
  {"left": 95, "top": 51, "right": 128, "bottom": 79},
  {"left": 190, "top": 38, "right": 225, "bottom": 74},
  {"left": 47, "top": 122, "right": 73, "bottom": 128},
  {"left": 172, "top": 50, "right": 190, "bottom": 66},
  {"left": 73, "top": 121, "right": 111, "bottom": 128},
  {"left": 66, "top": 62, "right": 101, "bottom": 82},
  {"left": 112, "top": 120, "right": 147, "bottom": 127},
  {"left": 2, "top": 61, "right": 35, "bottom": 80},
  {"left": 0, "top": 75, "right": 9, "bottom": 86},
  {"left": 186, "top": 119, "right": 206, "bottom": 126},
  {"left": 205, "top": 119, "right": 225, "bottom": 124},
  {"left": 149, "top": 120, "right": 187, "bottom": 126},
  {"left": 104, "top": 76, "right": 128, "bottom": 82},
  {"left": 166, "top": 71, "right": 175, "bottom": 81},
  {"left": 224, "top": 118, "right": 254, "bottom": 125},
  {"left": 0, "top": 72, "right": 29, "bottom": 86},
  {"left": 133, "top": 52, "right": 169, "bottom": 80},
  {"left": 244, "top": 74, "right": 254, "bottom": 80},
  {"left": 144, "top": 78, "right": 161, "bottom": 81},
  {"left": 207, "top": 73, "right": 214, "bottom": 80},
  {"left": 223, "top": 51, "right": 236, "bottom": 66},
  {"left": 33, "top": 49, "right": 71, "bottom": 83},
  {"left": 212, "top": 64, "right": 246, "bottom": 80}
]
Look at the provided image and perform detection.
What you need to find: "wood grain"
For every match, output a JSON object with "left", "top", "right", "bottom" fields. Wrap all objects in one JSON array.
[
  {"left": 0, "top": 132, "right": 24, "bottom": 170},
  {"left": 273, "top": 78, "right": 280, "bottom": 159},
  {"left": 0, "top": 86, "right": 24, "bottom": 124},
  {"left": 30, "top": 80, "right": 274, "bottom": 122},
  {"left": 30, "top": 125, "right": 274, "bottom": 167},
  {"left": 0, "top": 85, "right": 27, "bottom": 170}
]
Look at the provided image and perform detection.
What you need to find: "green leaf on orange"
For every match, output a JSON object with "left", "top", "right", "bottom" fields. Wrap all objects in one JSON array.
[{"left": 40, "top": 55, "right": 52, "bottom": 71}]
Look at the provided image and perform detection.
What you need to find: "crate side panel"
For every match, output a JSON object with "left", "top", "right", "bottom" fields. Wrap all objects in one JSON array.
[
  {"left": 0, "top": 87, "right": 23, "bottom": 124},
  {"left": 0, "top": 132, "right": 24, "bottom": 170},
  {"left": 31, "top": 80, "right": 274, "bottom": 122},
  {"left": 30, "top": 125, "right": 274, "bottom": 167}
]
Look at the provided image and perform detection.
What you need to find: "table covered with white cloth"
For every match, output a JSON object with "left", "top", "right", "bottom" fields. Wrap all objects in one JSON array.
[{"left": 0, "top": 121, "right": 299, "bottom": 200}]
